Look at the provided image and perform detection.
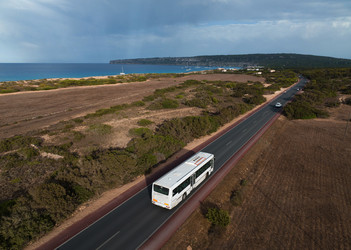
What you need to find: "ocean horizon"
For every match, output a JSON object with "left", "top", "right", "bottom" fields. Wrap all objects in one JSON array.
[{"left": 0, "top": 63, "right": 225, "bottom": 82}]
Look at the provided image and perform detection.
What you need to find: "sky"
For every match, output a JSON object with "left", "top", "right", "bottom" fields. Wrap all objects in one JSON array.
[{"left": 0, "top": 0, "right": 351, "bottom": 63}]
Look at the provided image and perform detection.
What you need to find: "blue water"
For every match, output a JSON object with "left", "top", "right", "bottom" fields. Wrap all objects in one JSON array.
[{"left": 0, "top": 63, "right": 221, "bottom": 82}]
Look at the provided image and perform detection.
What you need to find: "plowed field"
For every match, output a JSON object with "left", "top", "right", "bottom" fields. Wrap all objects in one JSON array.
[{"left": 163, "top": 104, "right": 351, "bottom": 249}]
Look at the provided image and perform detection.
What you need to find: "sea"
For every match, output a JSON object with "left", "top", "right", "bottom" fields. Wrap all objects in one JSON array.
[{"left": 0, "top": 63, "right": 222, "bottom": 82}]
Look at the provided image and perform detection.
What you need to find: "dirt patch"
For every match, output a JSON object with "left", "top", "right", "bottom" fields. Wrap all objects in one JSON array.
[
  {"left": 23, "top": 73, "right": 268, "bottom": 249},
  {"left": 163, "top": 104, "right": 351, "bottom": 249},
  {"left": 0, "top": 73, "right": 263, "bottom": 139}
]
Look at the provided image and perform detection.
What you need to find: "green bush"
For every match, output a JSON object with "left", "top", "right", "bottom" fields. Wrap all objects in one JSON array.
[
  {"left": 0, "top": 197, "right": 55, "bottom": 249},
  {"left": 136, "top": 153, "right": 158, "bottom": 175},
  {"left": 240, "top": 179, "right": 248, "bottom": 186},
  {"left": 0, "top": 135, "right": 42, "bottom": 153},
  {"left": 84, "top": 104, "right": 128, "bottom": 118},
  {"left": 29, "top": 182, "right": 76, "bottom": 222},
  {"left": 18, "top": 147, "right": 39, "bottom": 159},
  {"left": 137, "top": 119, "right": 153, "bottom": 126},
  {"left": 214, "top": 104, "right": 252, "bottom": 125},
  {"left": 73, "top": 131, "right": 85, "bottom": 142},
  {"left": 283, "top": 101, "right": 329, "bottom": 119},
  {"left": 185, "top": 98, "right": 208, "bottom": 108},
  {"left": 230, "top": 190, "right": 243, "bottom": 206},
  {"left": 88, "top": 124, "right": 112, "bottom": 135},
  {"left": 131, "top": 101, "right": 145, "bottom": 107},
  {"left": 129, "top": 127, "right": 152, "bottom": 137},
  {"left": 161, "top": 98, "right": 179, "bottom": 109},
  {"left": 142, "top": 95, "right": 156, "bottom": 102},
  {"left": 148, "top": 98, "right": 179, "bottom": 110},
  {"left": 243, "top": 94, "right": 266, "bottom": 105},
  {"left": 0, "top": 200, "right": 15, "bottom": 218},
  {"left": 73, "top": 118, "right": 84, "bottom": 124},
  {"left": 325, "top": 98, "right": 340, "bottom": 108},
  {"left": 72, "top": 184, "right": 94, "bottom": 203},
  {"left": 206, "top": 207, "right": 230, "bottom": 227},
  {"left": 156, "top": 115, "right": 220, "bottom": 144},
  {"left": 127, "top": 135, "right": 184, "bottom": 159}
]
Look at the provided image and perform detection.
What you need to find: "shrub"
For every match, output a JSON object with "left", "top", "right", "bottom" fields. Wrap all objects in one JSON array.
[
  {"left": 142, "top": 95, "right": 156, "bottom": 102},
  {"left": 18, "top": 147, "right": 39, "bottom": 159},
  {"left": 325, "top": 98, "right": 340, "bottom": 108},
  {"left": 0, "top": 136, "right": 42, "bottom": 153},
  {"left": 73, "top": 131, "right": 85, "bottom": 141},
  {"left": 156, "top": 115, "right": 220, "bottom": 144},
  {"left": 214, "top": 104, "right": 252, "bottom": 125},
  {"left": 160, "top": 98, "right": 179, "bottom": 109},
  {"left": 206, "top": 207, "right": 230, "bottom": 227},
  {"left": 137, "top": 119, "right": 153, "bottom": 126},
  {"left": 73, "top": 118, "right": 84, "bottom": 124},
  {"left": 185, "top": 98, "right": 208, "bottom": 108},
  {"left": 29, "top": 182, "right": 76, "bottom": 222},
  {"left": 72, "top": 184, "right": 94, "bottom": 203},
  {"left": 131, "top": 101, "right": 145, "bottom": 107},
  {"left": 0, "top": 200, "right": 15, "bottom": 218},
  {"left": 136, "top": 153, "right": 158, "bottom": 175},
  {"left": 283, "top": 102, "right": 328, "bottom": 119},
  {"left": 129, "top": 127, "right": 152, "bottom": 137},
  {"left": 88, "top": 124, "right": 112, "bottom": 135},
  {"left": 0, "top": 197, "right": 55, "bottom": 249},
  {"left": 240, "top": 179, "right": 248, "bottom": 186},
  {"left": 243, "top": 94, "right": 266, "bottom": 105},
  {"left": 345, "top": 97, "right": 351, "bottom": 105},
  {"left": 84, "top": 104, "right": 128, "bottom": 118},
  {"left": 148, "top": 98, "right": 179, "bottom": 110},
  {"left": 230, "top": 190, "right": 243, "bottom": 206}
]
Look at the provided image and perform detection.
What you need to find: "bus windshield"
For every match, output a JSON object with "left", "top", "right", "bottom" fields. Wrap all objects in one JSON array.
[{"left": 153, "top": 184, "right": 169, "bottom": 196}]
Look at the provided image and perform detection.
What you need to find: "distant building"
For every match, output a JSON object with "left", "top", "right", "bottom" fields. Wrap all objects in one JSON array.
[{"left": 270, "top": 69, "right": 276, "bottom": 73}]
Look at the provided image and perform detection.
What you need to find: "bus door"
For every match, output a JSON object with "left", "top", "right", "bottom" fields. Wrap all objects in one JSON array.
[{"left": 191, "top": 173, "right": 196, "bottom": 186}]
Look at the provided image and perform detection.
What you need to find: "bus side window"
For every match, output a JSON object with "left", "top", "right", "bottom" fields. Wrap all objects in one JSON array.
[{"left": 173, "top": 188, "right": 178, "bottom": 196}]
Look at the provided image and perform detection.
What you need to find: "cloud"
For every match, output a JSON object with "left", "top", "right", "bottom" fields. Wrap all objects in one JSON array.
[
  {"left": 109, "top": 17, "right": 351, "bottom": 59},
  {"left": 0, "top": 0, "right": 350, "bottom": 62}
]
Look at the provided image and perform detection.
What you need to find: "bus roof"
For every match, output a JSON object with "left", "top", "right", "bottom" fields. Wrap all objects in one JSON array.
[{"left": 153, "top": 152, "right": 214, "bottom": 189}]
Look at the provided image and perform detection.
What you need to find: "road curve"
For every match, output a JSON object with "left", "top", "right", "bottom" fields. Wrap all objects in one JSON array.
[{"left": 54, "top": 77, "right": 307, "bottom": 250}]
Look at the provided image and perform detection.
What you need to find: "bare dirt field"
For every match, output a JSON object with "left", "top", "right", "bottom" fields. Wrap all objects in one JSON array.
[
  {"left": 0, "top": 73, "right": 263, "bottom": 139},
  {"left": 163, "top": 104, "right": 351, "bottom": 249},
  {"left": 23, "top": 73, "right": 272, "bottom": 249}
]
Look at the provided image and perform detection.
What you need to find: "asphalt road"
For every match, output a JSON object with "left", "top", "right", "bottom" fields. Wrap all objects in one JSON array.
[{"left": 57, "top": 77, "right": 307, "bottom": 250}]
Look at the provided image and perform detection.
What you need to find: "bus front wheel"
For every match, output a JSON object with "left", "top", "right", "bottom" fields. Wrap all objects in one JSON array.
[{"left": 182, "top": 193, "right": 187, "bottom": 201}]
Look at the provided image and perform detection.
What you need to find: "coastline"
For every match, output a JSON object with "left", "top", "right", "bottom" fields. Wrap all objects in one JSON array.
[{"left": 0, "top": 63, "right": 219, "bottom": 83}]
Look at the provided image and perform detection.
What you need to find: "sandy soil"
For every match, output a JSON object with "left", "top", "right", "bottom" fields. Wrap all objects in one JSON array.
[
  {"left": 0, "top": 73, "right": 263, "bottom": 139},
  {"left": 163, "top": 104, "right": 351, "bottom": 249},
  {"left": 26, "top": 75, "right": 287, "bottom": 250}
]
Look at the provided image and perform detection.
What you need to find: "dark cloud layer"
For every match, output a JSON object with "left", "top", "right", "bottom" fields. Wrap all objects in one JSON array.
[{"left": 0, "top": 0, "right": 350, "bottom": 62}]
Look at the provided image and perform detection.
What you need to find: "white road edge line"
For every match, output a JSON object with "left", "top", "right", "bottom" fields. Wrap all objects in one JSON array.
[{"left": 96, "top": 231, "right": 120, "bottom": 250}]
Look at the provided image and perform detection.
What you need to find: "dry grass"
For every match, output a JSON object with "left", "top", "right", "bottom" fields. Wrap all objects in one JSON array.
[{"left": 163, "top": 104, "right": 351, "bottom": 249}]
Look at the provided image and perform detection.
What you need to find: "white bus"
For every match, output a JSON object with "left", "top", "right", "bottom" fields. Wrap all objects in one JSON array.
[{"left": 151, "top": 152, "right": 215, "bottom": 209}]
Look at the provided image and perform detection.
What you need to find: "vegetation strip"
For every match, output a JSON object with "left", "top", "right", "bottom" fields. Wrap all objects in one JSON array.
[{"left": 3, "top": 68, "right": 351, "bottom": 249}]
